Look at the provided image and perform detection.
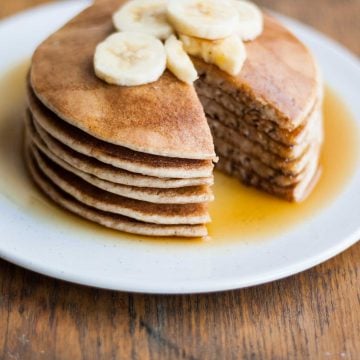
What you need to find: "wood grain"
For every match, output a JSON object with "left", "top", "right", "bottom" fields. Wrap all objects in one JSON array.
[
  {"left": 0, "top": 246, "right": 359, "bottom": 359},
  {"left": 0, "top": 1, "right": 360, "bottom": 359}
]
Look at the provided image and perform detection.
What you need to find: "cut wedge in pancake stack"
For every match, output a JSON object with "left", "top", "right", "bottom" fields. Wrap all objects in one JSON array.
[
  {"left": 24, "top": 0, "right": 324, "bottom": 237},
  {"left": 191, "top": 13, "right": 323, "bottom": 202}
]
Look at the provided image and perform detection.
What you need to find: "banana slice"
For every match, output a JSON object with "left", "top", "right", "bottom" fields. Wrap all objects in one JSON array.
[
  {"left": 180, "top": 34, "right": 247, "bottom": 76},
  {"left": 94, "top": 32, "right": 166, "bottom": 86},
  {"left": 165, "top": 35, "right": 198, "bottom": 84},
  {"left": 234, "top": 1, "right": 263, "bottom": 41},
  {"left": 113, "top": 0, "right": 173, "bottom": 40},
  {"left": 167, "top": 0, "right": 239, "bottom": 40}
]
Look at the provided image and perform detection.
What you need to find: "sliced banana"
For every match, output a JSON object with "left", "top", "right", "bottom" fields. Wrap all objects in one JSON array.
[
  {"left": 113, "top": 0, "right": 173, "bottom": 40},
  {"left": 167, "top": 0, "right": 239, "bottom": 40},
  {"left": 164, "top": 35, "right": 198, "bottom": 84},
  {"left": 234, "top": 0, "right": 263, "bottom": 41},
  {"left": 94, "top": 32, "right": 166, "bottom": 86},
  {"left": 180, "top": 34, "right": 247, "bottom": 76}
]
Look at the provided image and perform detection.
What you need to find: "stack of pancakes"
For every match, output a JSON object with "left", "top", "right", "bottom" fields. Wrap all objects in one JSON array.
[
  {"left": 25, "top": 85, "right": 216, "bottom": 238},
  {"left": 24, "top": 0, "right": 323, "bottom": 237}
]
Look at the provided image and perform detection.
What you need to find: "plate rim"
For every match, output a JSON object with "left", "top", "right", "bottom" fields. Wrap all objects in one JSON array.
[{"left": 0, "top": 0, "right": 359, "bottom": 294}]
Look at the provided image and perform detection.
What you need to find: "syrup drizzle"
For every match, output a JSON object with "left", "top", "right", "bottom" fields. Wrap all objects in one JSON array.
[{"left": 0, "top": 61, "right": 359, "bottom": 247}]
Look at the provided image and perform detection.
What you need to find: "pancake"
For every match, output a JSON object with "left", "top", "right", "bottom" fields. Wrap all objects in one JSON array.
[
  {"left": 28, "top": 87, "right": 214, "bottom": 179},
  {"left": 27, "top": 141, "right": 210, "bottom": 225},
  {"left": 30, "top": 0, "right": 216, "bottom": 160},
  {"left": 31, "top": 143, "right": 214, "bottom": 204},
  {"left": 192, "top": 15, "right": 321, "bottom": 131},
  {"left": 214, "top": 139, "right": 321, "bottom": 187},
  {"left": 26, "top": 111, "right": 214, "bottom": 188},
  {"left": 217, "top": 152, "right": 321, "bottom": 202},
  {"left": 197, "top": 93, "right": 322, "bottom": 147},
  {"left": 25, "top": 148, "right": 207, "bottom": 237},
  {"left": 208, "top": 113, "right": 320, "bottom": 160}
]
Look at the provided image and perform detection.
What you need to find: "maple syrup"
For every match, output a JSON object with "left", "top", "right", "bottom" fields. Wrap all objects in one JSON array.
[
  {"left": 0, "top": 61, "right": 359, "bottom": 247},
  {"left": 208, "top": 86, "right": 360, "bottom": 242}
]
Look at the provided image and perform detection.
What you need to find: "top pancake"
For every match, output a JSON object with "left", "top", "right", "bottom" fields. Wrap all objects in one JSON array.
[
  {"left": 30, "top": 0, "right": 215, "bottom": 160},
  {"left": 30, "top": 0, "right": 319, "bottom": 159},
  {"left": 194, "top": 15, "right": 320, "bottom": 131}
]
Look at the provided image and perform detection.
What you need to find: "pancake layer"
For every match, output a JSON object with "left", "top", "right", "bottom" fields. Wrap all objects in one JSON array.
[{"left": 25, "top": 148, "right": 207, "bottom": 237}]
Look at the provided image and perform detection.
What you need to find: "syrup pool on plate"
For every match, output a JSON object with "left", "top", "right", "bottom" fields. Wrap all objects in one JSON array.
[
  {"left": 0, "top": 61, "right": 359, "bottom": 246},
  {"left": 208, "top": 87, "right": 360, "bottom": 242}
]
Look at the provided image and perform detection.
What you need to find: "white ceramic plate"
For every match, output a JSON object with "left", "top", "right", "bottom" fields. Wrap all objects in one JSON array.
[{"left": 0, "top": 1, "right": 359, "bottom": 294}]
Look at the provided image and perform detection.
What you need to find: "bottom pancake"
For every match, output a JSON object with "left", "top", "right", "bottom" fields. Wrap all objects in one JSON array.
[{"left": 25, "top": 146, "right": 207, "bottom": 238}]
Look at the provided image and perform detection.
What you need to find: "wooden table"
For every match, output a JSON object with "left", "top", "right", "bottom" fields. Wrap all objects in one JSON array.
[{"left": 1, "top": 1, "right": 359, "bottom": 359}]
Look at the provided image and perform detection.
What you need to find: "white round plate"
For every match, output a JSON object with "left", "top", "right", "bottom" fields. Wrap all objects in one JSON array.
[{"left": 0, "top": 1, "right": 359, "bottom": 294}]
